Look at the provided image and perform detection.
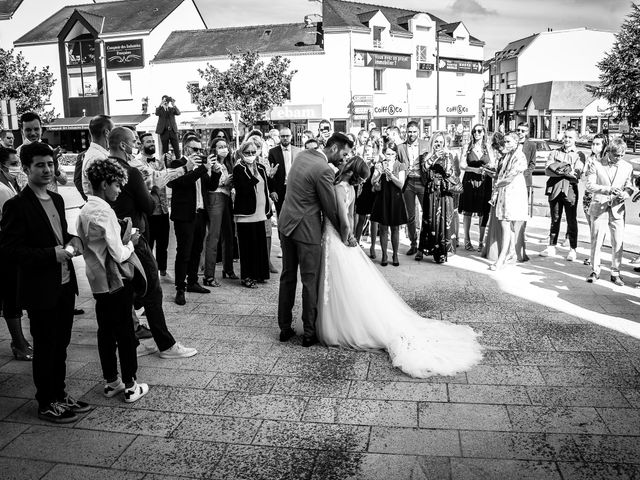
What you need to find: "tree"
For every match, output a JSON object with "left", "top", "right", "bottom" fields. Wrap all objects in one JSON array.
[
  {"left": 187, "top": 50, "right": 297, "bottom": 129},
  {"left": 587, "top": 3, "right": 640, "bottom": 126},
  {"left": 0, "top": 48, "right": 57, "bottom": 126}
]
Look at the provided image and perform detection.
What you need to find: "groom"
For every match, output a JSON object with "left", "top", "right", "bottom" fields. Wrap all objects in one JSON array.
[{"left": 277, "top": 133, "right": 354, "bottom": 346}]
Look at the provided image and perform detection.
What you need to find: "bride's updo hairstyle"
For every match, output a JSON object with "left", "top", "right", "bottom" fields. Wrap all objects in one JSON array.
[{"left": 339, "top": 155, "right": 370, "bottom": 186}]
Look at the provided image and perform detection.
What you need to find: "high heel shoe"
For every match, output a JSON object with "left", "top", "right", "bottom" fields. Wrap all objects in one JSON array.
[
  {"left": 241, "top": 278, "right": 257, "bottom": 289},
  {"left": 11, "top": 342, "right": 33, "bottom": 361},
  {"left": 369, "top": 247, "right": 376, "bottom": 259},
  {"left": 392, "top": 254, "right": 399, "bottom": 267},
  {"left": 203, "top": 276, "right": 221, "bottom": 287},
  {"left": 222, "top": 271, "right": 238, "bottom": 280},
  {"left": 380, "top": 255, "right": 388, "bottom": 267}
]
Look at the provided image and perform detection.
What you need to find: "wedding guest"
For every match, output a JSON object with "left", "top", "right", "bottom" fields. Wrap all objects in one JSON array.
[
  {"left": 516, "top": 122, "right": 536, "bottom": 260},
  {"left": 354, "top": 143, "right": 380, "bottom": 257},
  {"left": 0, "top": 142, "right": 88, "bottom": 423},
  {"left": 355, "top": 129, "right": 369, "bottom": 156},
  {"left": 490, "top": 133, "right": 529, "bottom": 270},
  {"left": 540, "top": 127, "right": 585, "bottom": 261},
  {"left": 418, "top": 132, "right": 461, "bottom": 263},
  {"left": 77, "top": 158, "right": 149, "bottom": 402},
  {"left": 304, "top": 138, "right": 319, "bottom": 150},
  {"left": 0, "top": 146, "right": 32, "bottom": 361},
  {"left": 203, "top": 137, "right": 237, "bottom": 287},
  {"left": 481, "top": 132, "right": 506, "bottom": 262},
  {"left": 585, "top": 138, "right": 634, "bottom": 285},
  {"left": 459, "top": 124, "right": 493, "bottom": 252},
  {"left": 233, "top": 140, "right": 271, "bottom": 288},
  {"left": 581, "top": 133, "right": 608, "bottom": 266},
  {"left": 370, "top": 142, "right": 407, "bottom": 266}
]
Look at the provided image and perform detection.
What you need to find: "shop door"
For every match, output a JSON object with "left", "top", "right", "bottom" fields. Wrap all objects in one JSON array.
[{"left": 291, "top": 122, "right": 306, "bottom": 148}]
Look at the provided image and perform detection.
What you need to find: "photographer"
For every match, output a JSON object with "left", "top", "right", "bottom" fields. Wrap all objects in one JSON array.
[
  {"left": 167, "top": 134, "right": 213, "bottom": 305},
  {"left": 155, "top": 95, "right": 181, "bottom": 158}
]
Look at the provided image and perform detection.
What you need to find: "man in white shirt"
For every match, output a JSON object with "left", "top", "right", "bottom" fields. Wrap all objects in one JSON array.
[
  {"left": 81, "top": 115, "right": 113, "bottom": 197},
  {"left": 268, "top": 127, "right": 300, "bottom": 217}
]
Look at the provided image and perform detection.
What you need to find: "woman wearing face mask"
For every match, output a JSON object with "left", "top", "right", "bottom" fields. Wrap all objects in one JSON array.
[
  {"left": 418, "top": 132, "right": 462, "bottom": 264},
  {"left": 490, "top": 132, "right": 529, "bottom": 270},
  {"left": 203, "top": 137, "right": 237, "bottom": 286},
  {"left": 581, "top": 133, "right": 608, "bottom": 266},
  {"left": 370, "top": 142, "right": 407, "bottom": 266},
  {"left": 232, "top": 141, "right": 271, "bottom": 288},
  {"left": 0, "top": 146, "right": 33, "bottom": 360}
]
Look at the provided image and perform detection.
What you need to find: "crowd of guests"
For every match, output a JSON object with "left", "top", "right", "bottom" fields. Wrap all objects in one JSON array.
[{"left": 1, "top": 108, "right": 639, "bottom": 423}]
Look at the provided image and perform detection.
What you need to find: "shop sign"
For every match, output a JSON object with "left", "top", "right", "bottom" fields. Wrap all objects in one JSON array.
[
  {"left": 445, "top": 104, "right": 471, "bottom": 115},
  {"left": 105, "top": 40, "right": 144, "bottom": 69},
  {"left": 373, "top": 101, "right": 408, "bottom": 118},
  {"left": 269, "top": 104, "right": 322, "bottom": 120},
  {"left": 438, "top": 57, "right": 482, "bottom": 74},
  {"left": 353, "top": 50, "right": 411, "bottom": 69}
]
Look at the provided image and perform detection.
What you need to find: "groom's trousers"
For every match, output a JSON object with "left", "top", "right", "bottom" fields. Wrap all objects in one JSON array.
[{"left": 278, "top": 234, "right": 322, "bottom": 340}]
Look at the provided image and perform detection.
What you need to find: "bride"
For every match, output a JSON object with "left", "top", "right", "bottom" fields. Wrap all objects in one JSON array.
[{"left": 317, "top": 156, "right": 483, "bottom": 378}]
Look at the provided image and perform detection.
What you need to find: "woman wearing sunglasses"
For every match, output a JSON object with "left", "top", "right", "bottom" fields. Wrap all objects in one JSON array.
[
  {"left": 232, "top": 141, "right": 272, "bottom": 288},
  {"left": 458, "top": 124, "right": 494, "bottom": 252}
]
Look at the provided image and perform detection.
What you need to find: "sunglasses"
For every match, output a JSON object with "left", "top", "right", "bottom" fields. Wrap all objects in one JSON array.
[
  {"left": 320, "top": 127, "right": 330, "bottom": 132},
  {"left": 243, "top": 150, "right": 258, "bottom": 155},
  {"left": 473, "top": 129, "right": 484, "bottom": 134},
  {"left": 517, "top": 129, "right": 528, "bottom": 133}
]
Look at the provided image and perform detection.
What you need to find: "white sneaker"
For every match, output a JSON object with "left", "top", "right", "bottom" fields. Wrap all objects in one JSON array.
[
  {"left": 561, "top": 238, "right": 570, "bottom": 247},
  {"left": 539, "top": 246, "right": 556, "bottom": 257},
  {"left": 159, "top": 342, "right": 198, "bottom": 359},
  {"left": 136, "top": 342, "right": 158, "bottom": 357},
  {"left": 124, "top": 381, "right": 149, "bottom": 403},
  {"left": 566, "top": 249, "right": 577, "bottom": 262},
  {"left": 103, "top": 378, "right": 126, "bottom": 398},
  {"left": 160, "top": 271, "right": 174, "bottom": 282}
]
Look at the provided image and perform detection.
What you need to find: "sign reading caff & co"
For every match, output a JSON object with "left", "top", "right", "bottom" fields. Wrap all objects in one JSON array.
[
  {"left": 353, "top": 50, "right": 411, "bottom": 70},
  {"left": 438, "top": 57, "right": 482, "bottom": 74},
  {"left": 445, "top": 104, "right": 470, "bottom": 115},
  {"left": 372, "top": 99, "right": 408, "bottom": 118},
  {"left": 105, "top": 40, "right": 144, "bottom": 70}
]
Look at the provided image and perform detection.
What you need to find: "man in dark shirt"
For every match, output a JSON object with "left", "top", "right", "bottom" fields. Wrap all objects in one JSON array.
[{"left": 107, "top": 127, "right": 197, "bottom": 359}]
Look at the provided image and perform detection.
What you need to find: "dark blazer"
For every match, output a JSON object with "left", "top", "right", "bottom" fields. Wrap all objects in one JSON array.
[
  {"left": 521, "top": 139, "right": 537, "bottom": 187},
  {"left": 0, "top": 186, "right": 78, "bottom": 309},
  {"left": 397, "top": 139, "right": 430, "bottom": 165},
  {"left": 267, "top": 145, "right": 301, "bottom": 208},
  {"left": 278, "top": 149, "right": 338, "bottom": 245},
  {"left": 109, "top": 157, "right": 155, "bottom": 236},
  {"left": 233, "top": 162, "right": 271, "bottom": 217},
  {"left": 155, "top": 106, "right": 180, "bottom": 134},
  {"left": 167, "top": 158, "right": 210, "bottom": 222}
]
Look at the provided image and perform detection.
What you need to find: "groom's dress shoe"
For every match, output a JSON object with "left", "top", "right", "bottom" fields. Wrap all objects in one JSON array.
[
  {"left": 302, "top": 336, "right": 318, "bottom": 348},
  {"left": 279, "top": 329, "right": 295, "bottom": 342}
]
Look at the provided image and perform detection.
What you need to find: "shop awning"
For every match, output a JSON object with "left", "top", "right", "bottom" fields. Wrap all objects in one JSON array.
[
  {"left": 46, "top": 114, "right": 150, "bottom": 131},
  {"left": 136, "top": 111, "right": 233, "bottom": 132}
]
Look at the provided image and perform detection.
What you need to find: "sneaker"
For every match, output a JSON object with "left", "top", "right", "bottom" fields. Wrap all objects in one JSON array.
[
  {"left": 561, "top": 238, "right": 570, "bottom": 247},
  {"left": 124, "top": 381, "right": 149, "bottom": 403},
  {"left": 539, "top": 246, "right": 556, "bottom": 257},
  {"left": 104, "top": 378, "right": 126, "bottom": 398},
  {"left": 159, "top": 342, "right": 198, "bottom": 359},
  {"left": 174, "top": 289, "right": 186, "bottom": 306},
  {"left": 160, "top": 271, "right": 174, "bottom": 282},
  {"left": 59, "top": 394, "right": 91, "bottom": 413},
  {"left": 38, "top": 401, "right": 78, "bottom": 423},
  {"left": 135, "top": 324, "right": 153, "bottom": 339},
  {"left": 611, "top": 275, "right": 625, "bottom": 287},
  {"left": 586, "top": 272, "right": 599, "bottom": 283},
  {"left": 566, "top": 249, "right": 577, "bottom": 262},
  {"left": 136, "top": 342, "right": 159, "bottom": 357}
]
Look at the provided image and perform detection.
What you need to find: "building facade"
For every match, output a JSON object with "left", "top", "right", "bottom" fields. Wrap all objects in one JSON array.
[{"left": 487, "top": 28, "right": 616, "bottom": 138}]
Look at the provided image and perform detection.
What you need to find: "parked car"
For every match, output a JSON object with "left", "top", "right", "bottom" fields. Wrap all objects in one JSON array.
[{"left": 530, "top": 139, "right": 554, "bottom": 174}]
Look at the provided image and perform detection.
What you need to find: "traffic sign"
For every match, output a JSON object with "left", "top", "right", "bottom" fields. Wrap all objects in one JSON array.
[
  {"left": 352, "top": 106, "right": 372, "bottom": 115},
  {"left": 352, "top": 95, "right": 373, "bottom": 104}
]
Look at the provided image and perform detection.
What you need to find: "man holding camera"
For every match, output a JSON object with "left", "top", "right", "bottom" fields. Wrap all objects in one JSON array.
[
  {"left": 155, "top": 95, "right": 181, "bottom": 158},
  {"left": 168, "top": 134, "right": 212, "bottom": 305}
]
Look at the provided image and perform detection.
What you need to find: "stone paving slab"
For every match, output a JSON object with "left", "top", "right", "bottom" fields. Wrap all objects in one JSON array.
[{"left": 1, "top": 206, "right": 640, "bottom": 478}]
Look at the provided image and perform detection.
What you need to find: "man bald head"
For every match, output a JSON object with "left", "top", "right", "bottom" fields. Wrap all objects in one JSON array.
[{"left": 108, "top": 126, "right": 137, "bottom": 160}]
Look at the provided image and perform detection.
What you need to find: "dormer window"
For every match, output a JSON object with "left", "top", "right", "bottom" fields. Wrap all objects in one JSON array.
[
  {"left": 373, "top": 26, "right": 383, "bottom": 48},
  {"left": 263, "top": 29, "right": 272, "bottom": 37}
]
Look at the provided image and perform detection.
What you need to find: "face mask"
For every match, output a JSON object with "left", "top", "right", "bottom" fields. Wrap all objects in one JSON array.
[
  {"left": 243, "top": 155, "right": 256, "bottom": 164},
  {"left": 122, "top": 143, "right": 133, "bottom": 155},
  {"left": 132, "top": 147, "right": 139, "bottom": 156},
  {"left": 218, "top": 148, "right": 229, "bottom": 158},
  {"left": 8, "top": 166, "right": 22, "bottom": 178},
  {"left": 143, "top": 145, "right": 155, "bottom": 155}
]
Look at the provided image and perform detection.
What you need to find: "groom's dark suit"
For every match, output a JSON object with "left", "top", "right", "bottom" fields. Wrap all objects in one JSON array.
[{"left": 277, "top": 149, "right": 339, "bottom": 341}]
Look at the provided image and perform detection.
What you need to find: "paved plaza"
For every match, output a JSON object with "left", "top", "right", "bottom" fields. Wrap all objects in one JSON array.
[{"left": 0, "top": 210, "right": 639, "bottom": 480}]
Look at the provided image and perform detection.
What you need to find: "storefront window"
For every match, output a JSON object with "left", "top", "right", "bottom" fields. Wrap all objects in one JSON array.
[
  {"left": 586, "top": 117, "right": 599, "bottom": 134},
  {"left": 65, "top": 35, "right": 97, "bottom": 98},
  {"left": 445, "top": 117, "right": 472, "bottom": 147}
]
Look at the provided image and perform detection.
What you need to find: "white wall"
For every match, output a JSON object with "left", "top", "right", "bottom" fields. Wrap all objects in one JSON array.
[{"left": 518, "top": 29, "right": 615, "bottom": 85}]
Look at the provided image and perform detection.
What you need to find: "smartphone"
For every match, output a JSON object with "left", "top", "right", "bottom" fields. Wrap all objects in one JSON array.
[
  {"left": 64, "top": 245, "right": 75, "bottom": 255},
  {"left": 131, "top": 227, "right": 139, "bottom": 235}
]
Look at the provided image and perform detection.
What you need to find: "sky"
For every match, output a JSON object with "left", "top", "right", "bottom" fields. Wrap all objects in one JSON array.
[{"left": 196, "top": 0, "right": 630, "bottom": 57}]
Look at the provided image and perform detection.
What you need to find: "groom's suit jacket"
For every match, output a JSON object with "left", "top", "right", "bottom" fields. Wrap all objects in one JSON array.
[{"left": 278, "top": 149, "right": 338, "bottom": 245}]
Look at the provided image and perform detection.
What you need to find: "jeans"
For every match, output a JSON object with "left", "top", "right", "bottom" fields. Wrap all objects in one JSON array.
[
  {"left": 204, "top": 192, "right": 234, "bottom": 278},
  {"left": 95, "top": 282, "right": 138, "bottom": 384},
  {"left": 134, "top": 236, "right": 175, "bottom": 351},
  {"left": 548, "top": 193, "right": 578, "bottom": 248},
  {"left": 590, "top": 209, "right": 625, "bottom": 275},
  {"left": 148, "top": 213, "right": 170, "bottom": 272},
  {"left": 173, "top": 210, "right": 207, "bottom": 289},
  {"left": 402, "top": 177, "right": 425, "bottom": 248},
  {"left": 28, "top": 283, "right": 75, "bottom": 408}
]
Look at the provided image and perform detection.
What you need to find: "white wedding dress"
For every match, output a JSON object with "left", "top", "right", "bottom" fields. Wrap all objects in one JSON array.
[{"left": 317, "top": 182, "right": 483, "bottom": 378}]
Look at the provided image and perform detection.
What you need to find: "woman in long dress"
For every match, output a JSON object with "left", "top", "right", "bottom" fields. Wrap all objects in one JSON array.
[
  {"left": 418, "top": 132, "right": 462, "bottom": 263},
  {"left": 481, "top": 132, "right": 506, "bottom": 262},
  {"left": 317, "top": 157, "right": 483, "bottom": 379},
  {"left": 490, "top": 132, "right": 529, "bottom": 270}
]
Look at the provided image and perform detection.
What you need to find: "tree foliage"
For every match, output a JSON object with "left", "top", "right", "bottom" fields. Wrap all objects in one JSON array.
[
  {"left": 187, "top": 50, "right": 297, "bottom": 128},
  {"left": 0, "top": 48, "right": 57, "bottom": 126},
  {"left": 587, "top": 3, "right": 640, "bottom": 125}
]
